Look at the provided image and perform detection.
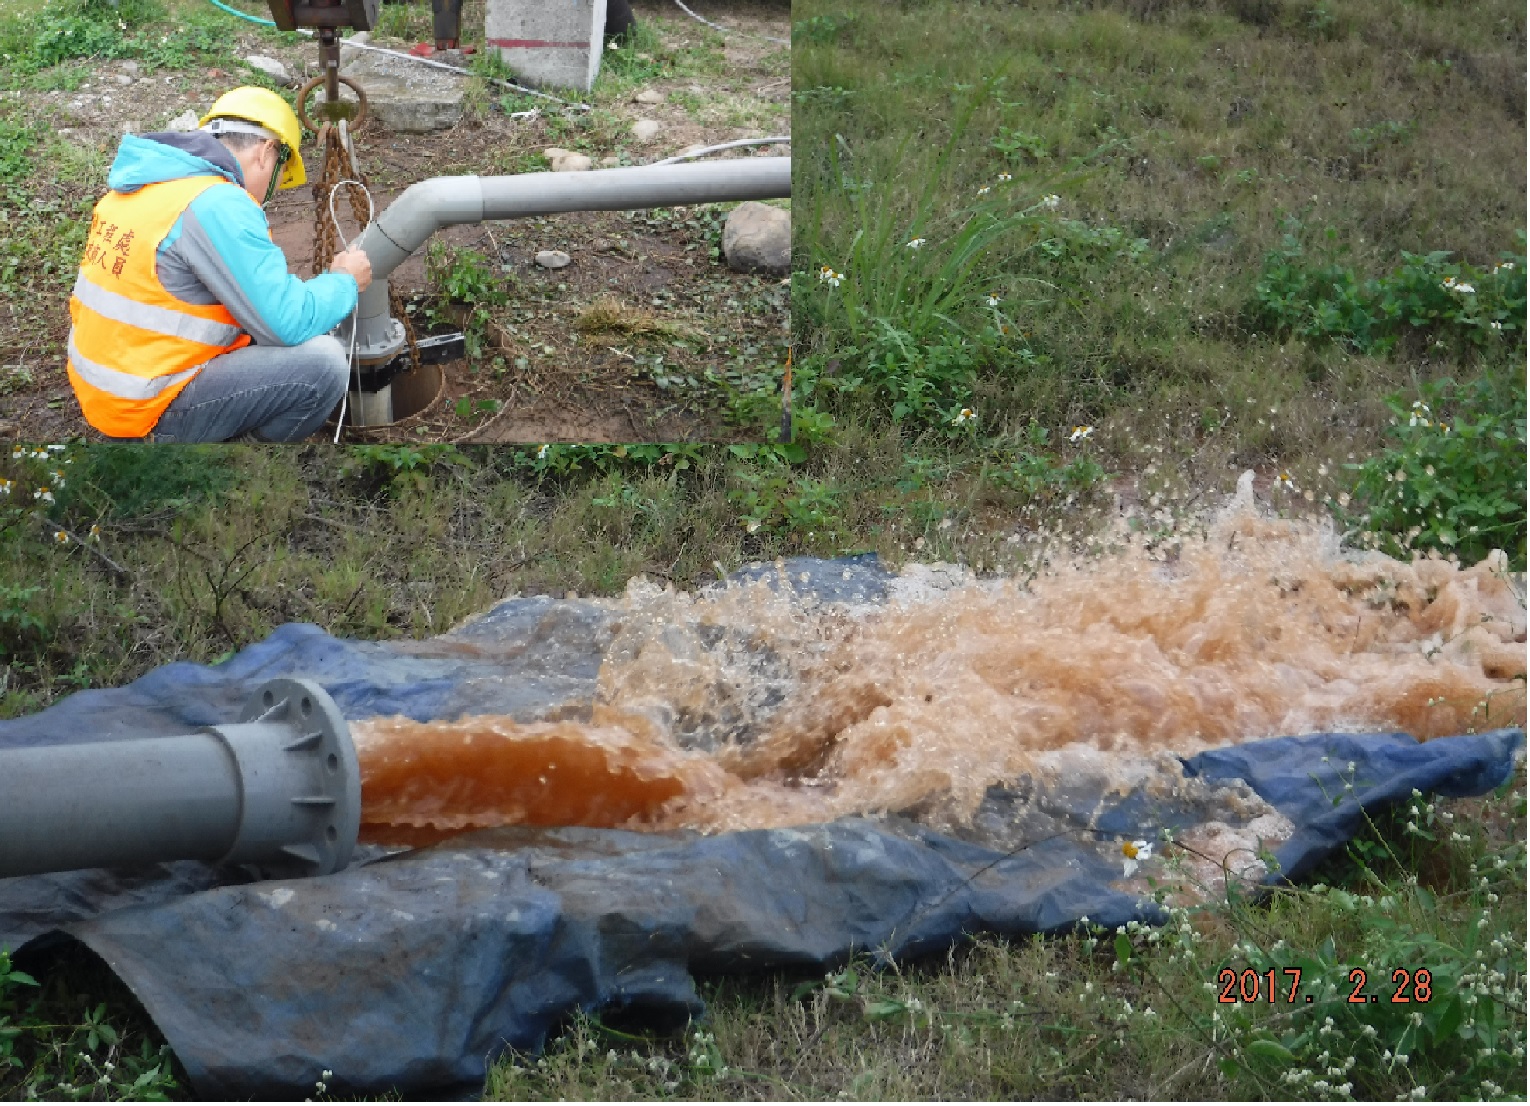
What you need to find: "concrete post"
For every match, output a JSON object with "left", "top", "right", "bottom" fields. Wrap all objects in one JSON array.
[{"left": 484, "top": 0, "right": 608, "bottom": 91}]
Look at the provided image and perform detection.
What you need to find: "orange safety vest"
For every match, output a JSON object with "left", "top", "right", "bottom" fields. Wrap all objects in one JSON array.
[{"left": 67, "top": 176, "right": 253, "bottom": 438}]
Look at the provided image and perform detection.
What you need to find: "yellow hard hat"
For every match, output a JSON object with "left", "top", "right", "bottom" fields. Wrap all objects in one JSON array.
[{"left": 200, "top": 86, "right": 307, "bottom": 190}]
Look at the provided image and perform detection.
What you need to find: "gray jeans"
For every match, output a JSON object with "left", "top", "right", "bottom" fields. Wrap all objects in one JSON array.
[{"left": 147, "top": 336, "right": 349, "bottom": 443}]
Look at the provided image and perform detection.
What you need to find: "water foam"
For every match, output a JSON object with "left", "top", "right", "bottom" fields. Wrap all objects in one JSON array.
[{"left": 353, "top": 490, "right": 1525, "bottom": 847}]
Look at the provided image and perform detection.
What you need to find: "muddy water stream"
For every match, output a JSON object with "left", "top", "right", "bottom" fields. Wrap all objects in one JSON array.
[{"left": 353, "top": 503, "right": 1526, "bottom": 850}]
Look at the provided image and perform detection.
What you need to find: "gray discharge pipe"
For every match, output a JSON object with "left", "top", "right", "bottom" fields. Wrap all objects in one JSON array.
[
  {"left": 0, "top": 679, "right": 361, "bottom": 880},
  {"left": 349, "top": 156, "right": 792, "bottom": 368}
]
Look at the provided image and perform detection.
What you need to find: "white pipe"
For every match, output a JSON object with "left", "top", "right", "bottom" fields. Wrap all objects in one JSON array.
[
  {"left": 350, "top": 156, "right": 790, "bottom": 362},
  {"left": 650, "top": 136, "right": 790, "bottom": 166},
  {"left": 0, "top": 679, "right": 360, "bottom": 879}
]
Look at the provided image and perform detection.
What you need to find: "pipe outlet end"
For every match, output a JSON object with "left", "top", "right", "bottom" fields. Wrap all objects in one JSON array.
[{"left": 213, "top": 678, "right": 362, "bottom": 877}]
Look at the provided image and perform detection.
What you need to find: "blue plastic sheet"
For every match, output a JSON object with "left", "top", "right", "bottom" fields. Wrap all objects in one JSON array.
[{"left": 0, "top": 557, "right": 1522, "bottom": 1098}]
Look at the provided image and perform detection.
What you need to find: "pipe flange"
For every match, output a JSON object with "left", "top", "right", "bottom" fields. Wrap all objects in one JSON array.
[
  {"left": 211, "top": 678, "right": 362, "bottom": 877},
  {"left": 354, "top": 314, "right": 407, "bottom": 365}
]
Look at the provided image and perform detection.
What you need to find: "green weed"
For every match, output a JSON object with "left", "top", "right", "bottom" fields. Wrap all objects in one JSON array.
[
  {"left": 0, "top": 116, "right": 37, "bottom": 182},
  {"left": 791, "top": 13, "right": 855, "bottom": 47},
  {"left": 0, "top": 947, "right": 180, "bottom": 1101},
  {"left": 63, "top": 444, "right": 235, "bottom": 519},
  {"left": 1248, "top": 228, "right": 1527, "bottom": 355},
  {"left": 1340, "top": 376, "right": 1527, "bottom": 569}
]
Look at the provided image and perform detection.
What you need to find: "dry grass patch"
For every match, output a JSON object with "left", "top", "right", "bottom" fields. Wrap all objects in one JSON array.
[{"left": 575, "top": 294, "right": 705, "bottom": 342}]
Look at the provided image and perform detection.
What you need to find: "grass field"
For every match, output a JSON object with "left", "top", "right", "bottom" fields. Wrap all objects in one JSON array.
[
  {"left": 792, "top": 0, "right": 1525, "bottom": 532},
  {"left": 0, "top": 0, "right": 1525, "bottom": 1099}
]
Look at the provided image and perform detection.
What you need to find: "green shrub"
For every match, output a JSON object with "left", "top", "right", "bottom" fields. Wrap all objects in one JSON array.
[
  {"left": 728, "top": 460, "right": 844, "bottom": 544},
  {"left": 1340, "top": 375, "right": 1526, "bottom": 570},
  {"left": 7, "top": 0, "right": 164, "bottom": 75},
  {"left": 0, "top": 117, "right": 37, "bottom": 182},
  {"left": 1, "top": 0, "right": 229, "bottom": 83},
  {"left": 0, "top": 947, "right": 180, "bottom": 1101},
  {"left": 65, "top": 445, "right": 235, "bottom": 519},
  {"left": 1248, "top": 230, "right": 1526, "bottom": 355}
]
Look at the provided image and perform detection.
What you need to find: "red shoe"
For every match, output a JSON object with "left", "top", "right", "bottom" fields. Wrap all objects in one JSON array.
[{"left": 408, "top": 43, "right": 436, "bottom": 57}]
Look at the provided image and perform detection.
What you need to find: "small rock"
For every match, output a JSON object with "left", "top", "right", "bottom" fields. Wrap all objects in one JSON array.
[
  {"left": 110, "top": 73, "right": 134, "bottom": 86},
  {"left": 165, "top": 109, "right": 201, "bottom": 132},
  {"left": 545, "top": 148, "right": 592, "bottom": 172},
  {"left": 205, "top": 68, "right": 227, "bottom": 80},
  {"left": 675, "top": 143, "right": 708, "bottom": 160},
  {"left": 121, "top": 119, "right": 145, "bottom": 136},
  {"left": 535, "top": 250, "right": 572, "bottom": 269},
  {"left": 633, "top": 88, "right": 664, "bottom": 104},
  {"left": 722, "top": 201, "right": 790, "bottom": 277},
  {"left": 631, "top": 118, "right": 661, "bottom": 142},
  {"left": 243, "top": 55, "right": 292, "bottom": 86},
  {"left": 119, "top": 60, "right": 140, "bottom": 76},
  {"left": 598, "top": 155, "right": 620, "bottom": 168}
]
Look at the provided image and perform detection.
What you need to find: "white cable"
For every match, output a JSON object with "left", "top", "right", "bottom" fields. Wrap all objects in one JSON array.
[
  {"left": 649, "top": 135, "right": 789, "bottom": 166},
  {"left": 297, "top": 29, "right": 592, "bottom": 112},
  {"left": 670, "top": 0, "right": 788, "bottom": 46},
  {"left": 326, "top": 176, "right": 375, "bottom": 442}
]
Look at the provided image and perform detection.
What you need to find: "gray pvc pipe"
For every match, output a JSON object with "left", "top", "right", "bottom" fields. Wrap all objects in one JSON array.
[
  {"left": 351, "top": 156, "right": 791, "bottom": 362},
  {"left": 0, "top": 678, "right": 361, "bottom": 880}
]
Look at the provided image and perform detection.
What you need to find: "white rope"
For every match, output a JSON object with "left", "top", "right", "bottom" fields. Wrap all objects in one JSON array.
[
  {"left": 326, "top": 174, "right": 375, "bottom": 442},
  {"left": 649, "top": 135, "right": 789, "bottom": 166},
  {"left": 670, "top": 0, "right": 789, "bottom": 46}
]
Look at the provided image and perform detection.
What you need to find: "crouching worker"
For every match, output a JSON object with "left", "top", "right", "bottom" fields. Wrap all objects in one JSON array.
[{"left": 66, "top": 87, "right": 373, "bottom": 442}]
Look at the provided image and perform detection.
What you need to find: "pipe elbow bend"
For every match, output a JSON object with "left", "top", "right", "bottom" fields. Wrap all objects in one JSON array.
[{"left": 374, "top": 176, "right": 486, "bottom": 258}]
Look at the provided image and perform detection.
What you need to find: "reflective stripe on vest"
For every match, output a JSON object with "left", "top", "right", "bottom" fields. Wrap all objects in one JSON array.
[
  {"left": 67, "top": 175, "right": 252, "bottom": 438},
  {"left": 70, "top": 272, "right": 244, "bottom": 348},
  {"left": 66, "top": 332, "right": 201, "bottom": 401}
]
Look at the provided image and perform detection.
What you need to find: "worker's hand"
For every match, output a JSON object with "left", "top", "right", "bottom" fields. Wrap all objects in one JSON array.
[{"left": 329, "top": 246, "right": 373, "bottom": 294}]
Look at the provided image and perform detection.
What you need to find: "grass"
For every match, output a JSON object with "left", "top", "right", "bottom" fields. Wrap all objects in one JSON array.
[
  {"left": 488, "top": 780, "right": 1528, "bottom": 1101},
  {"left": 792, "top": 0, "right": 1525, "bottom": 512},
  {"left": 575, "top": 294, "right": 706, "bottom": 342}
]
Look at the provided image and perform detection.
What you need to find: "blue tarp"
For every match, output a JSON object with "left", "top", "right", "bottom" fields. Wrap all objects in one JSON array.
[{"left": 0, "top": 557, "right": 1522, "bottom": 1099}]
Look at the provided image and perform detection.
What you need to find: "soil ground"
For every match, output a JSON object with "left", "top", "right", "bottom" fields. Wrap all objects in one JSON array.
[{"left": 0, "top": 0, "right": 790, "bottom": 443}]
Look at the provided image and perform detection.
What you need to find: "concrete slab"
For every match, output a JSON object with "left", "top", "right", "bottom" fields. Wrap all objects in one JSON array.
[
  {"left": 341, "top": 49, "right": 465, "bottom": 134},
  {"left": 484, "top": 0, "right": 607, "bottom": 91}
]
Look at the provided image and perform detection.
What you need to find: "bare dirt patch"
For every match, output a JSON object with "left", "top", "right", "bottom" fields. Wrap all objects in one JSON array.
[{"left": 0, "top": 0, "right": 789, "bottom": 444}]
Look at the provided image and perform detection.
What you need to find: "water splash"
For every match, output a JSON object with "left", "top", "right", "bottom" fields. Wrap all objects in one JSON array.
[{"left": 354, "top": 496, "right": 1525, "bottom": 848}]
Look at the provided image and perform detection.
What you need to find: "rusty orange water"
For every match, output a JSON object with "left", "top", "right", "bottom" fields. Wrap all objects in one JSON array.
[{"left": 354, "top": 504, "right": 1525, "bottom": 846}]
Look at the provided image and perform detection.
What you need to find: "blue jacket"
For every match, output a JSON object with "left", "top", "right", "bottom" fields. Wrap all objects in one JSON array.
[{"left": 106, "top": 132, "right": 356, "bottom": 346}]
